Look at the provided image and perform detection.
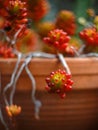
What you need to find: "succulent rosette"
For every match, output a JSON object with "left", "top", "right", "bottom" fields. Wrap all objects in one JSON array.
[
  {"left": 6, "top": 104, "right": 21, "bottom": 117},
  {"left": 1, "top": 0, "right": 28, "bottom": 37},
  {"left": 55, "top": 10, "right": 76, "bottom": 35},
  {"left": 79, "top": 27, "right": 98, "bottom": 52},
  {"left": 43, "top": 29, "right": 70, "bottom": 52},
  {"left": 45, "top": 69, "right": 73, "bottom": 98},
  {"left": 79, "top": 27, "right": 98, "bottom": 45}
]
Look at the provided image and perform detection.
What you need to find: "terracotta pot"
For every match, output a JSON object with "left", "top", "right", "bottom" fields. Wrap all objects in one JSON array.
[{"left": 0, "top": 57, "right": 98, "bottom": 130}]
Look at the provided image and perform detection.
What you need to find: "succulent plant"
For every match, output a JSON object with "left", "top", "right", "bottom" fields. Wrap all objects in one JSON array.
[
  {"left": 43, "top": 29, "right": 70, "bottom": 52},
  {"left": 45, "top": 69, "right": 73, "bottom": 98},
  {"left": 79, "top": 27, "right": 98, "bottom": 53},
  {"left": 6, "top": 104, "right": 21, "bottom": 117},
  {"left": 27, "top": 0, "right": 50, "bottom": 22},
  {"left": 55, "top": 10, "right": 76, "bottom": 36},
  {"left": 0, "top": 0, "right": 28, "bottom": 38},
  {"left": 79, "top": 27, "right": 98, "bottom": 46}
]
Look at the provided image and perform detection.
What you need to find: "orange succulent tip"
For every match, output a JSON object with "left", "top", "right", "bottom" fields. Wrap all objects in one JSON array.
[{"left": 6, "top": 104, "right": 21, "bottom": 117}]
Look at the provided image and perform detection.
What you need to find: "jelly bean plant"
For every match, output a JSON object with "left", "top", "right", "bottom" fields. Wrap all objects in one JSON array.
[{"left": 0, "top": 0, "right": 98, "bottom": 130}]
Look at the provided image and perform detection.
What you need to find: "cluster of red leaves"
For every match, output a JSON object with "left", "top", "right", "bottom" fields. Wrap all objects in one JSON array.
[
  {"left": 0, "top": 43, "right": 15, "bottom": 58},
  {"left": 26, "top": 0, "right": 50, "bottom": 22},
  {"left": 79, "top": 27, "right": 98, "bottom": 46},
  {"left": 0, "top": 0, "right": 30, "bottom": 58},
  {"left": 0, "top": 0, "right": 28, "bottom": 37},
  {"left": 55, "top": 10, "right": 76, "bottom": 36},
  {"left": 43, "top": 29, "right": 70, "bottom": 52},
  {"left": 45, "top": 69, "right": 73, "bottom": 98}
]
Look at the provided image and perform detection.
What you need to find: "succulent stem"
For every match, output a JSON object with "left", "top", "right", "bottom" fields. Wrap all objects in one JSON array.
[{"left": 57, "top": 53, "right": 71, "bottom": 74}]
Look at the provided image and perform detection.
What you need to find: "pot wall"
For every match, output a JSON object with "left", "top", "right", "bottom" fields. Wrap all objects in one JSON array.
[{"left": 0, "top": 57, "right": 98, "bottom": 130}]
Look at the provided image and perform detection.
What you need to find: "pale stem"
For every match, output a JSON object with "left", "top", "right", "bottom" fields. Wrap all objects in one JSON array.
[
  {"left": 78, "top": 44, "right": 86, "bottom": 54},
  {"left": 57, "top": 53, "right": 71, "bottom": 75},
  {"left": 0, "top": 26, "right": 25, "bottom": 129},
  {"left": 3, "top": 52, "right": 22, "bottom": 106},
  {"left": 10, "top": 55, "right": 33, "bottom": 105},
  {"left": 2, "top": 25, "right": 23, "bottom": 106},
  {"left": 80, "top": 53, "right": 98, "bottom": 57},
  {"left": 9, "top": 57, "right": 26, "bottom": 105},
  {"left": 11, "top": 25, "right": 25, "bottom": 45},
  {"left": 70, "top": 46, "right": 80, "bottom": 57},
  {"left": 9, "top": 52, "right": 55, "bottom": 118},
  {"left": 9, "top": 54, "right": 34, "bottom": 105},
  {"left": 69, "top": 45, "right": 98, "bottom": 57},
  {"left": 27, "top": 52, "right": 56, "bottom": 59},
  {"left": 25, "top": 65, "right": 42, "bottom": 120}
]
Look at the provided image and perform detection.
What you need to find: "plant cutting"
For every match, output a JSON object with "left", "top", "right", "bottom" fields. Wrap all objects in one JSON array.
[
  {"left": 0, "top": 0, "right": 98, "bottom": 130},
  {"left": 43, "top": 29, "right": 73, "bottom": 98}
]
